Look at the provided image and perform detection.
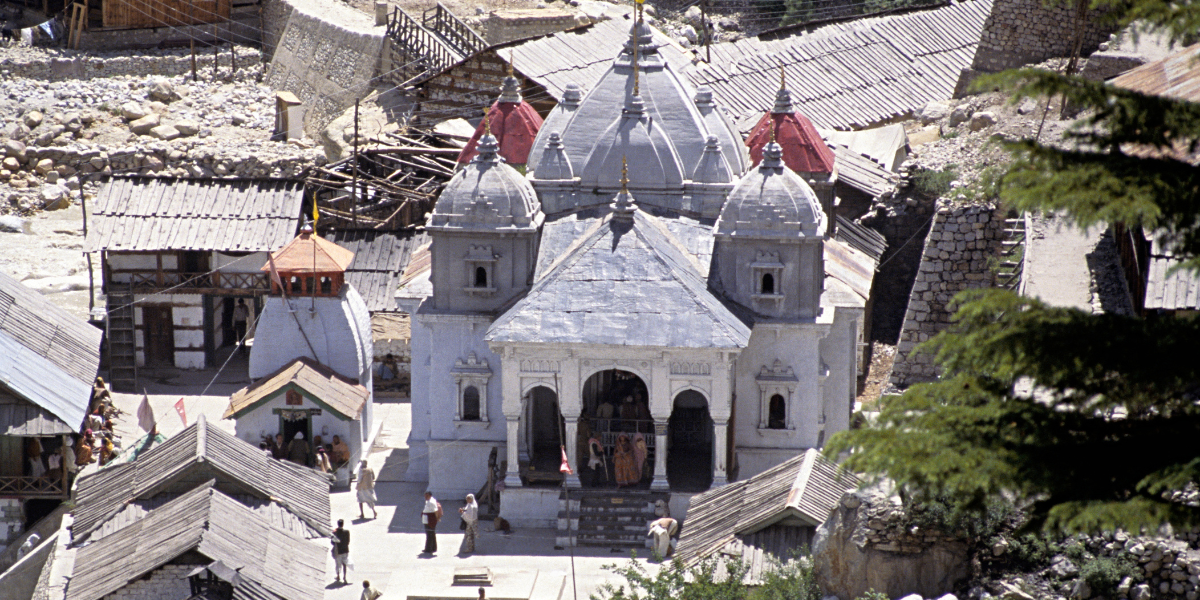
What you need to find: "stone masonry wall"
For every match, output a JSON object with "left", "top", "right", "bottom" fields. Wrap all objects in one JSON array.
[
  {"left": 0, "top": 499, "right": 24, "bottom": 554},
  {"left": 889, "top": 201, "right": 1002, "bottom": 387},
  {"left": 0, "top": 48, "right": 263, "bottom": 82},
  {"left": 970, "top": 0, "right": 1116, "bottom": 73},
  {"left": 102, "top": 563, "right": 193, "bottom": 600}
]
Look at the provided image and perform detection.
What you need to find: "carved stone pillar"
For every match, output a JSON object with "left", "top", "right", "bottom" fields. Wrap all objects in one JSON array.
[
  {"left": 564, "top": 417, "right": 581, "bottom": 488},
  {"left": 712, "top": 419, "right": 728, "bottom": 486},
  {"left": 504, "top": 416, "right": 522, "bottom": 488},
  {"left": 651, "top": 419, "right": 669, "bottom": 491}
]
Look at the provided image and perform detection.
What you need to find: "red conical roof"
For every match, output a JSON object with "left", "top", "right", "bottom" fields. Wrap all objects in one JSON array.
[
  {"left": 745, "top": 112, "right": 835, "bottom": 175},
  {"left": 457, "top": 100, "right": 544, "bottom": 166}
]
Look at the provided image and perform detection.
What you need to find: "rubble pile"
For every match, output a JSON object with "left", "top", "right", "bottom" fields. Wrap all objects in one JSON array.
[{"left": 0, "top": 46, "right": 326, "bottom": 217}]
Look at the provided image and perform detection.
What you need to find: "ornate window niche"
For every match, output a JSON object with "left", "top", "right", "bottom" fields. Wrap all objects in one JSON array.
[
  {"left": 452, "top": 352, "right": 492, "bottom": 426},
  {"left": 463, "top": 245, "right": 498, "bottom": 296},
  {"left": 756, "top": 359, "right": 797, "bottom": 434},
  {"left": 750, "top": 251, "right": 784, "bottom": 306}
]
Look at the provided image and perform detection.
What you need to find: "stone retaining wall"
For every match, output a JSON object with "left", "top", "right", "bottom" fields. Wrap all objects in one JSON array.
[
  {"left": 889, "top": 200, "right": 1002, "bottom": 387},
  {"left": 0, "top": 48, "right": 263, "bottom": 82},
  {"left": 0, "top": 499, "right": 23, "bottom": 554},
  {"left": 970, "top": 0, "right": 1116, "bottom": 73}
]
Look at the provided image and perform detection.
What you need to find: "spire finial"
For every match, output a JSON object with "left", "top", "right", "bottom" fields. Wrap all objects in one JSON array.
[
  {"left": 611, "top": 154, "right": 637, "bottom": 220},
  {"left": 769, "top": 118, "right": 776, "bottom": 144},
  {"left": 508, "top": 51, "right": 515, "bottom": 78},
  {"left": 780, "top": 66, "right": 786, "bottom": 91},
  {"left": 483, "top": 106, "right": 491, "bottom": 136},
  {"left": 621, "top": 155, "right": 629, "bottom": 193}
]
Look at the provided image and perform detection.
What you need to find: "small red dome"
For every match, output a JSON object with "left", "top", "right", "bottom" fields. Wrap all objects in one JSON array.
[
  {"left": 745, "top": 112, "right": 835, "bottom": 175},
  {"left": 457, "top": 100, "right": 544, "bottom": 166}
]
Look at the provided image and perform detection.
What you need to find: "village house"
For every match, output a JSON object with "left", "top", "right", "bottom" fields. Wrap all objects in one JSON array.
[
  {"left": 401, "top": 14, "right": 876, "bottom": 532},
  {"left": 85, "top": 176, "right": 305, "bottom": 389},
  {"left": 0, "top": 271, "right": 102, "bottom": 554}
]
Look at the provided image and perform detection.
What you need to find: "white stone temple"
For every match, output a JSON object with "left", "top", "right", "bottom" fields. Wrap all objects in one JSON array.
[{"left": 399, "top": 16, "right": 872, "bottom": 524}]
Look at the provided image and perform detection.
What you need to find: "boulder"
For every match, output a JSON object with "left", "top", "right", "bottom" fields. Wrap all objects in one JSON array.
[
  {"left": 146, "top": 100, "right": 168, "bottom": 114},
  {"left": 149, "top": 125, "right": 181, "bottom": 141},
  {"left": 175, "top": 120, "right": 200, "bottom": 136},
  {"left": 34, "top": 158, "right": 55, "bottom": 175},
  {"left": 129, "top": 114, "right": 161, "bottom": 135},
  {"left": 231, "top": 114, "right": 249, "bottom": 126},
  {"left": 949, "top": 106, "right": 972, "bottom": 127},
  {"left": 1017, "top": 98, "right": 1038, "bottom": 115},
  {"left": 1050, "top": 555, "right": 1079, "bottom": 579},
  {"left": 681, "top": 25, "right": 698, "bottom": 43},
  {"left": 2, "top": 157, "right": 21, "bottom": 172},
  {"left": 919, "top": 101, "right": 950, "bottom": 125},
  {"left": 813, "top": 485, "right": 970, "bottom": 600},
  {"left": 148, "top": 80, "right": 181, "bottom": 103},
  {"left": 4, "top": 139, "right": 27, "bottom": 160},
  {"left": 23, "top": 111, "right": 44, "bottom": 129},
  {"left": 121, "top": 101, "right": 149, "bottom": 121},
  {"left": 683, "top": 5, "right": 702, "bottom": 25},
  {"left": 40, "top": 184, "right": 70, "bottom": 210},
  {"left": 0, "top": 215, "right": 29, "bottom": 234},
  {"left": 969, "top": 111, "right": 997, "bottom": 131}
]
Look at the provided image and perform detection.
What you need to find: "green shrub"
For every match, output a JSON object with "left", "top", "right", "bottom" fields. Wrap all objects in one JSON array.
[
  {"left": 854, "top": 591, "right": 889, "bottom": 600},
  {"left": 911, "top": 165, "right": 959, "bottom": 198},
  {"left": 1007, "top": 533, "right": 1059, "bottom": 570},
  {"left": 751, "top": 554, "right": 821, "bottom": 600},
  {"left": 1079, "top": 556, "right": 1138, "bottom": 596}
]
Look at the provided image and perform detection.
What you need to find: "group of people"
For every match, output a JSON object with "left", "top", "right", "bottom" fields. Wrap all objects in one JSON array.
[
  {"left": 25, "top": 379, "right": 125, "bottom": 491},
  {"left": 259, "top": 431, "right": 350, "bottom": 472}
]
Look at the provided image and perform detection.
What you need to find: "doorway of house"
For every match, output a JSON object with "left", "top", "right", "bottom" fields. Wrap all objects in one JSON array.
[
  {"left": 142, "top": 306, "right": 174, "bottom": 367},
  {"left": 280, "top": 416, "right": 312, "bottom": 466},
  {"left": 667, "top": 390, "right": 713, "bottom": 491},
  {"left": 521, "top": 386, "right": 562, "bottom": 485},
  {"left": 579, "top": 369, "right": 652, "bottom": 488}
]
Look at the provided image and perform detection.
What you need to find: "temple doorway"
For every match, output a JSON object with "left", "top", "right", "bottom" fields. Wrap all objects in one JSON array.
[
  {"left": 667, "top": 390, "right": 713, "bottom": 491},
  {"left": 520, "top": 386, "right": 562, "bottom": 486},
  {"left": 579, "top": 369, "right": 652, "bottom": 488}
]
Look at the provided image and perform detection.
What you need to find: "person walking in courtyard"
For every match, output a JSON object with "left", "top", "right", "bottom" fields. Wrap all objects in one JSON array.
[
  {"left": 232, "top": 299, "right": 250, "bottom": 354},
  {"left": 459, "top": 493, "right": 479, "bottom": 554},
  {"left": 421, "top": 491, "right": 441, "bottom": 554},
  {"left": 333, "top": 519, "right": 350, "bottom": 583},
  {"left": 357, "top": 460, "right": 377, "bottom": 519},
  {"left": 361, "top": 580, "right": 382, "bottom": 600}
]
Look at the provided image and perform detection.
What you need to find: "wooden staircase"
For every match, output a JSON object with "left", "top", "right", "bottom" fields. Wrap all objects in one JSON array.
[
  {"left": 385, "top": 3, "right": 487, "bottom": 88},
  {"left": 106, "top": 286, "right": 138, "bottom": 393},
  {"left": 557, "top": 489, "right": 668, "bottom": 550}
]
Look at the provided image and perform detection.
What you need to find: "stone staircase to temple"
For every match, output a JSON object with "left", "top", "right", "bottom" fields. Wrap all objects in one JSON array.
[{"left": 557, "top": 489, "right": 668, "bottom": 550}]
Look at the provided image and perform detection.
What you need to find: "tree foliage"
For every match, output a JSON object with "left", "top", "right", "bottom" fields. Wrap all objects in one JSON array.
[
  {"left": 590, "top": 555, "right": 821, "bottom": 600},
  {"left": 828, "top": 0, "right": 1200, "bottom": 535}
]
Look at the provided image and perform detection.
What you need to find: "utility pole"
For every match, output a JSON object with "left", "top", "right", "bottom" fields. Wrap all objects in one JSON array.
[
  {"left": 190, "top": 4, "right": 197, "bottom": 81},
  {"left": 352, "top": 98, "right": 360, "bottom": 228},
  {"left": 701, "top": 0, "right": 711, "bottom": 63}
]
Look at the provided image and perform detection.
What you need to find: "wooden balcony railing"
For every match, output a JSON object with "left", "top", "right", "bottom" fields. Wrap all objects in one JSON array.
[
  {"left": 114, "top": 271, "right": 270, "bottom": 294},
  {"left": 0, "top": 476, "right": 67, "bottom": 499}
]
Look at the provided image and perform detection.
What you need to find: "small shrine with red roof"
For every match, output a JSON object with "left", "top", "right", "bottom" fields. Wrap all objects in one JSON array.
[{"left": 456, "top": 64, "right": 544, "bottom": 169}]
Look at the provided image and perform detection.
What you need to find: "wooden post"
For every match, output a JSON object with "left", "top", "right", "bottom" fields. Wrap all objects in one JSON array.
[
  {"left": 61, "top": 434, "right": 69, "bottom": 498},
  {"left": 701, "top": 0, "right": 711, "bottom": 63},
  {"left": 190, "top": 3, "right": 197, "bottom": 81},
  {"left": 231, "top": 43, "right": 237, "bottom": 73},
  {"left": 352, "top": 98, "right": 360, "bottom": 228}
]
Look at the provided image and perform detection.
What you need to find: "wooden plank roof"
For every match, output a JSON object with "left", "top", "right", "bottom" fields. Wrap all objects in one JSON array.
[
  {"left": 675, "top": 449, "right": 859, "bottom": 567},
  {"left": 0, "top": 271, "right": 101, "bottom": 433},
  {"left": 226, "top": 356, "right": 370, "bottom": 421},
  {"left": 1111, "top": 42, "right": 1200, "bottom": 103},
  {"left": 1144, "top": 238, "right": 1200, "bottom": 311},
  {"left": 85, "top": 177, "right": 305, "bottom": 252},
  {"left": 66, "top": 482, "right": 325, "bottom": 600},
  {"left": 265, "top": 231, "right": 355, "bottom": 272},
  {"left": 0, "top": 390, "right": 76, "bottom": 436},
  {"left": 72, "top": 414, "right": 331, "bottom": 543},
  {"left": 685, "top": 0, "right": 993, "bottom": 132},
  {"left": 328, "top": 229, "right": 430, "bottom": 312}
]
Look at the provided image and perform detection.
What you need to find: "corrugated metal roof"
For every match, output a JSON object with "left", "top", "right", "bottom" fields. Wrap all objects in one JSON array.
[
  {"left": 686, "top": 0, "right": 993, "bottom": 132},
  {"left": 328, "top": 229, "right": 430, "bottom": 312},
  {"left": 486, "top": 210, "right": 752, "bottom": 348},
  {"left": 1144, "top": 238, "right": 1200, "bottom": 310},
  {"left": 504, "top": 16, "right": 695, "bottom": 101},
  {"left": 676, "top": 449, "right": 859, "bottom": 567},
  {"left": 72, "top": 414, "right": 331, "bottom": 543},
  {"left": 1111, "top": 42, "right": 1200, "bottom": 103},
  {"left": 834, "top": 217, "right": 887, "bottom": 264},
  {"left": 85, "top": 177, "right": 305, "bottom": 252},
  {"left": 0, "top": 271, "right": 101, "bottom": 432},
  {"left": 66, "top": 482, "right": 325, "bottom": 600},
  {"left": 226, "top": 357, "right": 370, "bottom": 420}
]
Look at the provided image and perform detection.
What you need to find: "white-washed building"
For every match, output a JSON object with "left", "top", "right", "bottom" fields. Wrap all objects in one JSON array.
[{"left": 401, "top": 17, "right": 874, "bottom": 526}]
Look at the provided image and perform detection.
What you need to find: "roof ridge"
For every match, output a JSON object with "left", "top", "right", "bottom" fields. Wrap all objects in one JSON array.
[{"left": 786, "top": 448, "right": 818, "bottom": 510}]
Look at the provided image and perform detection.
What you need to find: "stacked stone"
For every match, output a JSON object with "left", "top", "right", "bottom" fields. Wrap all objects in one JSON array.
[
  {"left": 852, "top": 494, "right": 960, "bottom": 554},
  {"left": 106, "top": 564, "right": 193, "bottom": 600},
  {"left": 0, "top": 499, "right": 23, "bottom": 554},
  {"left": 890, "top": 200, "right": 1001, "bottom": 387},
  {"left": 0, "top": 47, "right": 263, "bottom": 82},
  {"left": 972, "top": 0, "right": 1114, "bottom": 73}
]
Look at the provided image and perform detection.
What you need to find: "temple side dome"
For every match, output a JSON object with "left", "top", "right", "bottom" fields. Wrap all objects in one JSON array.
[
  {"left": 716, "top": 142, "right": 826, "bottom": 238},
  {"left": 745, "top": 85, "right": 836, "bottom": 175},
  {"left": 580, "top": 95, "right": 685, "bottom": 189},
  {"left": 430, "top": 134, "right": 542, "bottom": 232}
]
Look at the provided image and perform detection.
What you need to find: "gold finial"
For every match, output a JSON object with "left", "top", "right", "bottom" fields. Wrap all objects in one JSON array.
[
  {"left": 508, "top": 51, "right": 515, "bottom": 77},
  {"left": 780, "top": 66, "right": 786, "bottom": 91},
  {"left": 620, "top": 155, "right": 629, "bottom": 192},
  {"left": 483, "top": 106, "right": 491, "bottom": 136},
  {"left": 769, "top": 118, "right": 776, "bottom": 144}
]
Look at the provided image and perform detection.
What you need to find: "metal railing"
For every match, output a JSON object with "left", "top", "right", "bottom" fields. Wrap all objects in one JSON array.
[
  {"left": 386, "top": 6, "right": 460, "bottom": 87},
  {"left": 423, "top": 2, "right": 487, "bottom": 58}
]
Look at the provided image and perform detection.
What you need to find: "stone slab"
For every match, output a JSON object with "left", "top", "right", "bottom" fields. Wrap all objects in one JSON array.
[{"left": 407, "top": 568, "right": 542, "bottom": 600}]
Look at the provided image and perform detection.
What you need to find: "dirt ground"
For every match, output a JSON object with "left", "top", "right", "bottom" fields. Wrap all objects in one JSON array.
[
  {"left": 0, "top": 202, "right": 101, "bottom": 322},
  {"left": 856, "top": 342, "right": 896, "bottom": 410}
]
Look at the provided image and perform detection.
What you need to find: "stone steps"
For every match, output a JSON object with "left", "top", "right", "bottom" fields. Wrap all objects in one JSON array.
[{"left": 556, "top": 490, "right": 666, "bottom": 548}]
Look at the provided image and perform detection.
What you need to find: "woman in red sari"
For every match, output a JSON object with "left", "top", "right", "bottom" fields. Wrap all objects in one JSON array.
[{"left": 614, "top": 434, "right": 638, "bottom": 487}]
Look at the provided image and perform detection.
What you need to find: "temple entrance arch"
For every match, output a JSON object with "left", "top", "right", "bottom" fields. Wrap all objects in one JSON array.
[
  {"left": 520, "top": 385, "right": 562, "bottom": 486},
  {"left": 668, "top": 390, "right": 713, "bottom": 491},
  {"left": 580, "top": 369, "right": 652, "bottom": 488}
]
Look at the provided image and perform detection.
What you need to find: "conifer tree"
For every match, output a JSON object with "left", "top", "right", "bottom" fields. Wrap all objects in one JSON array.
[{"left": 828, "top": 2, "right": 1200, "bottom": 534}]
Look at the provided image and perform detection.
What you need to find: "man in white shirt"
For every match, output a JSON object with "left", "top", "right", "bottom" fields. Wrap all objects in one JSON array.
[{"left": 421, "top": 491, "right": 441, "bottom": 554}]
